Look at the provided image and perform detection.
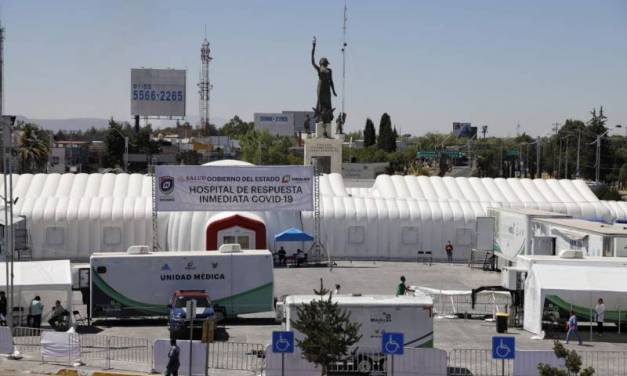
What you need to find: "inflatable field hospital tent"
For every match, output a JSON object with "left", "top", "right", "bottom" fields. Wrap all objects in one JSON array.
[{"left": 3, "top": 165, "right": 627, "bottom": 262}]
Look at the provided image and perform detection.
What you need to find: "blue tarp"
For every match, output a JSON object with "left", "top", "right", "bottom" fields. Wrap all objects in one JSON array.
[{"left": 274, "top": 227, "right": 314, "bottom": 242}]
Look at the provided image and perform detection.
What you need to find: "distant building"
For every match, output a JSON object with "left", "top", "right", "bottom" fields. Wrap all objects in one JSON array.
[
  {"left": 51, "top": 140, "right": 90, "bottom": 172},
  {"left": 254, "top": 113, "right": 295, "bottom": 136},
  {"left": 342, "top": 163, "right": 389, "bottom": 179},
  {"left": 452, "top": 122, "right": 477, "bottom": 138},
  {"left": 254, "top": 110, "right": 314, "bottom": 137},
  {"left": 282, "top": 110, "right": 314, "bottom": 134}
]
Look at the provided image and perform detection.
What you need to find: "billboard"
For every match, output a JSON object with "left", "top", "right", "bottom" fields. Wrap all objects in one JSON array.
[
  {"left": 254, "top": 113, "right": 295, "bottom": 136},
  {"left": 131, "top": 68, "right": 186, "bottom": 117},
  {"left": 155, "top": 165, "right": 314, "bottom": 212}
]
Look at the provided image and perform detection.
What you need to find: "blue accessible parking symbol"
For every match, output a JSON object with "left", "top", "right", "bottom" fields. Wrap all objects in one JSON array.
[
  {"left": 272, "top": 331, "right": 294, "bottom": 353},
  {"left": 492, "top": 336, "right": 515, "bottom": 359},
  {"left": 382, "top": 332, "right": 404, "bottom": 355}
]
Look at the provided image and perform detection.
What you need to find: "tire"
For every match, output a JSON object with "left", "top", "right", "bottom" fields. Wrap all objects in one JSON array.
[{"left": 354, "top": 355, "right": 373, "bottom": 374}]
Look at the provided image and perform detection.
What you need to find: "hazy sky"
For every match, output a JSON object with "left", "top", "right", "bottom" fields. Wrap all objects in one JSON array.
[{"left": 2, "top": 0, "right": 626, "bottom": 136}]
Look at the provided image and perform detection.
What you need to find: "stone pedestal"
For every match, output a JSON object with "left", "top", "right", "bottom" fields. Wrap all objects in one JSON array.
[{"left": 304, "top": 137, "right": 343, "bottom": 174}]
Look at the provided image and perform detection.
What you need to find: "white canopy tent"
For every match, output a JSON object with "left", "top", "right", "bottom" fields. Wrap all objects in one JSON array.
[
  {"left": 524, "top": 263, "right": 627, "bottom": 334},
  {"left": 0, "top": 260, "right": 72, "bottom": 326}
]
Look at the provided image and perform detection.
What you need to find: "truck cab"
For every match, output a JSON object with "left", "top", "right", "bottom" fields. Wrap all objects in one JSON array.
[{"left": 168, "top": 290, "right": 216, "bottom": 338}]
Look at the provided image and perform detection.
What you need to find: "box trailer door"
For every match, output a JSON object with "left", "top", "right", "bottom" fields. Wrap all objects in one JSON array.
[{"left": 475, "top": 216, "right": 495, "bottom": 251}]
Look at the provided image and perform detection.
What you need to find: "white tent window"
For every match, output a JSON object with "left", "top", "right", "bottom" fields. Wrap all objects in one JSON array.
[
  {"left": 46, "top": 227, "right": 65, "bottom": 246},
  {"left": 401, "top": 226, "right": 418, "bottom": 245},
  {"left": 347, "top": 226, "right": 365, "bottom": 244},
  {"left": 103, "top": 227, "right": 122, "bottom": 246},
  {"left": 456, "top": 228, "right": 473, "bottom": 246}
]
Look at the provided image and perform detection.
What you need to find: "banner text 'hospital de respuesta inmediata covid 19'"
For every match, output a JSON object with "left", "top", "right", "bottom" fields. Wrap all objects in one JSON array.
[{"left": 155, "top": 165, "right": 314, "bottom": 212}]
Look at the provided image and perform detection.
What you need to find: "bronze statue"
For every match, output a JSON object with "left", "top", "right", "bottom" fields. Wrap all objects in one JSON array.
[
  {"left": 304, "top": 113, "right": 311, "bottom": 134},
  {"left": 335, "top": 112, "right": 346, "bottom": 135},
  {"left": 311, "top": 37, "right": 336, "bottom": 124}
]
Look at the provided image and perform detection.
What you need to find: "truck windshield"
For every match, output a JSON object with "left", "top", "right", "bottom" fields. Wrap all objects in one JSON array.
[{"left": 175, "top": 296, "right": 210, "bottom": 308}]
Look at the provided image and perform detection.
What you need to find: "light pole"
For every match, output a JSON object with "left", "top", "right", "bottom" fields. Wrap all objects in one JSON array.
[
  {"left": 110, "top": 128, "right": 129, "bottom": 172},
  {"left": 592, "top": 125, "right": 622, "bottom": 183}
]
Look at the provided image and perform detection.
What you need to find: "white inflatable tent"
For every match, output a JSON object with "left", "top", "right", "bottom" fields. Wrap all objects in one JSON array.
[{"left": 4, "top": 167, "right": 627, "bottom": 262}]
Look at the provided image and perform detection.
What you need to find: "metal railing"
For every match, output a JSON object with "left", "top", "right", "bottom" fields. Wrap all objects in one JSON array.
[
  {"left": 10, "top": 327, "right": 627, "bottom": 375},
  {"left": 448, "top": 349, "right": 513, "bottom": 376},
  {"left": 206, "top": 341, "right": 265, "bottom": 371}
]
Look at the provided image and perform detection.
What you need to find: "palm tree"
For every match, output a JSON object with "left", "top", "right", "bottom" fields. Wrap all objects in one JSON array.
[{"left": 17, "top": 124, "right": 49, "bottom": 173}]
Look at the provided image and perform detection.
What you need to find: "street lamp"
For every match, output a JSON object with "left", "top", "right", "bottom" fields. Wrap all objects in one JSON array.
[
  {"left": 592, "top": 125, "right": 622, "bottom": 183},
  {"left": 110, "top": 128, "right": 129, "bottom": 173}
]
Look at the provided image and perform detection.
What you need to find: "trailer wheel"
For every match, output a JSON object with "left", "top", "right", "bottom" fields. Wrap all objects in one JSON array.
[{"left": 354, "top": 355, "right": 373, "bottom": 374}]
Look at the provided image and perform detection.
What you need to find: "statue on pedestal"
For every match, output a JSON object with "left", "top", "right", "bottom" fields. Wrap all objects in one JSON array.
[
  {"left": 311, "top": 37, "right": 336, "bottom": 134},
  {"left": 335, "top": 112, "right": 346, "bottom": 135}
]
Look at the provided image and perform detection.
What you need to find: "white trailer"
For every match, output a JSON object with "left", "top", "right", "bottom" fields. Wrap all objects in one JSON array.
[
  {"left": 89, "top": 246, "right": 273, "bottom": 318},
  {"left": 278, "top": 293, "right": 433, "bottom": 374},
  {"left": 488, "top": 208, "right": 570, "bottom": 264},
  {"left": 530, "top": 217, "right": 627, "bottom": 257},
  {"left": 280, "top": 293, "right": 433, "bottom": 348}
]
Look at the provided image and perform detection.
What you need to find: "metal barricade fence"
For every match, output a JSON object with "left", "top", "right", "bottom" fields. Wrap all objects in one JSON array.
[
  {"left": 206, "top": 341, "right": 265, "bottom": 371},
  {"left": 578, "top": 351, "right": 627, "bottom": 376},
  {"left": 428, "top": 293, "right": 511, "bottom": 317},
  {"left": 448, "top": 349, "right": 513, "bottom": 376},
  {"left": 78, "top": 334, "right": 153, "bottom": 369},
  {"left": 12, "top": 326, "right": 49, "bottom": 355}
]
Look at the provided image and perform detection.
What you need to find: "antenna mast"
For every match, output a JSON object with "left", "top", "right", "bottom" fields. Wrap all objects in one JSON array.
[
  {"left": 340, "top": 0, "right": 347, "bottom": 121},
  {"left": 198, "top": 30, "right": 213, "bottom": 136}
]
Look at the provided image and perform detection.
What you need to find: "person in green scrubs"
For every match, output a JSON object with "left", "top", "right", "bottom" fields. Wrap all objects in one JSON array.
[{"left": 396, "top": 276, "right": 414, "bottom": 296}]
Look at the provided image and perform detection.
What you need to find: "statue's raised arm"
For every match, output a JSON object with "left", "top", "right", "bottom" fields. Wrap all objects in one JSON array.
[{"left": 311, "top": 36, "right": 319, "bottom": 71}]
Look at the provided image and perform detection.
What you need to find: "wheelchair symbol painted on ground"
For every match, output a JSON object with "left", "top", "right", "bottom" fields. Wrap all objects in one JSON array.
[
  {"left": 381, "top": 332, "right": 404, "bottom": 355},
  {"left": 272, "top": 331, "right": 294, "bottom": 353}
]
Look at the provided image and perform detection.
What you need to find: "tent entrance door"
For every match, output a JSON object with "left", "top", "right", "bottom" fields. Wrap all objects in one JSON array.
[{"left": 218, "top": 226, "right": 255, "bottom": 249}]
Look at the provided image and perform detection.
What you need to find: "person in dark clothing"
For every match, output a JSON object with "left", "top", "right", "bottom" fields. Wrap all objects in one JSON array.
[
  {"left": 277, "top": 246, "right": 287, "bottom": 266},
  {"left": 0, "top": 291, "right": 6, "bottom": 326},
  {"left": 165, "top": 338, "right": 181, "bottom": 376}
]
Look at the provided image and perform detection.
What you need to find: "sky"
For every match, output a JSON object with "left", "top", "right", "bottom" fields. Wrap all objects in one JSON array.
[{"left": 2, "top": 0, "right": 626, "bottom": 136}]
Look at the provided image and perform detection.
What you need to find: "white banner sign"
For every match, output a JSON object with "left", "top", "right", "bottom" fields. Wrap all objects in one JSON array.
[{"left": 155, "top": 165, "right": 314, "bottom": 212}]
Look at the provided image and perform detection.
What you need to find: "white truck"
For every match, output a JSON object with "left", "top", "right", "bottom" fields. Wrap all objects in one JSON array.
[
  {"left": 277, "top": 293, "right": 433, "bottom": 374},
  {"left": 88, "top": 245, "right": 274, "bottom": 319}
]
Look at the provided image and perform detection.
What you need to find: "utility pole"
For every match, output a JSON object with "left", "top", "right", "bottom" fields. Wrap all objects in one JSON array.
[
  {"left": 564, "top": 136, "right": 569, "bottom": 179},
  {"left": 576, "top": 130, "right": 581, "bottom": 178},
  {"left": 340, "top": 0, "right": 347, "bottom": 123},
  {"left": 536, "top": 137, "right": 541, "bottom": 179}
]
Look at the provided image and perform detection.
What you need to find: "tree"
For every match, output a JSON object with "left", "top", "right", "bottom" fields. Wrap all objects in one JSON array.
[
  {"left": 15, "top": 122, "right": 49, "bottom": 173},
  {"left": 220, "top": 115, "right": 254, "bottom": 138},
  {"left": 239, "top": 129, "right": 296, "bottom": 165},
  {"left": 291, "top": 279, "right": 361, "bottom": 376},
  {"left": 537, "top": 340, "right": 594, "bottom": 376},
  {"left": 176, "top": 150, "right": 201, "bottom": 165},
  {"left": 363, "top": 118, "right": 376, "bottom": 147},
  {"left": 377, "top": 113, "right": 396, "bottom": 152},
  {"left": 104, "top": 119, "right": 127, "bottom": 168}
]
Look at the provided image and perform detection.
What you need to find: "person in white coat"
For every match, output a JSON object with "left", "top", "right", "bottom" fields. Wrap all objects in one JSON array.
[{"left": 595, "top": 298, "right": 606, "bottom": 336}]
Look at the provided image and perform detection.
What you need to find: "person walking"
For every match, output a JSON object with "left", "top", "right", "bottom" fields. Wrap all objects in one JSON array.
[
  {"left": 445, "top": 241, "right": 454, "bottom": 263},
  {"left": 565, "top": 310, "right": 582, "bottom": 345},
  {"left": 165, "top": 338, "right": 181, "bottom": 376},
  {"left": 334, "top": 284, "right": 341, "bottom": 295},
  {"left": 29, "top": 296, "right": 43, "bottom": 329},
  {"left": 0, "top": 291, "right": 6, "bottom": 326},
  {"left": 396, "top": 276, "right": 414, "bottom": 296},
  {"left": 595, "top": 298, "right": 606, "bottom": 336}
]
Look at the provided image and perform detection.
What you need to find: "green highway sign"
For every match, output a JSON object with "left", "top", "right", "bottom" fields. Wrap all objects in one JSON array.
[
  {"left": 417, "top": 151, "right": 438, "bottom": 159},
  {"left": 505, "top": 149, "right": 518, "bottom": 157},
  {"left": 444, "top": 150, "right": 465, "bottom": 158}
]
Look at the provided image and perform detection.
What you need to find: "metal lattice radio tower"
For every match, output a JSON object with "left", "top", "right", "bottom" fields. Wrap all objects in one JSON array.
[{"left": 198, "top": 36, "right": 213, "bottom": 136}]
